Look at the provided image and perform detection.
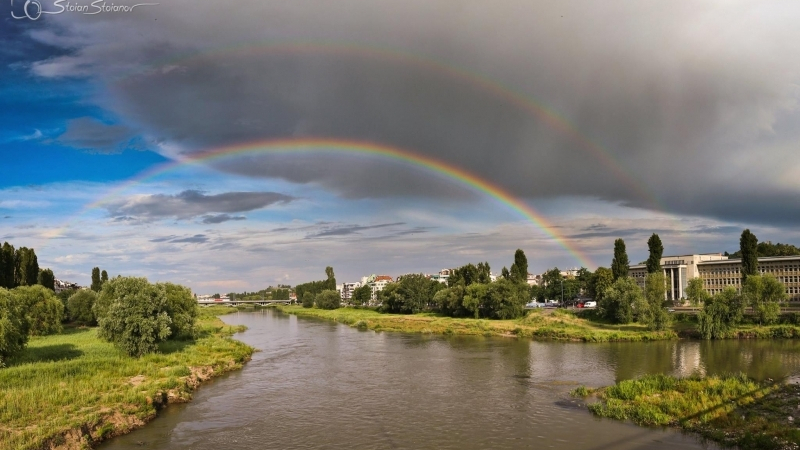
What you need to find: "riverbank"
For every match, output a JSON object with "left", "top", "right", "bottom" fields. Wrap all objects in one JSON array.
[
  {"left": 279, "top": 305, "right": 800, "bottom": 342},
  {"left": 277, "top": 305, "right": 677, "bottom": 341},
  {"left": 573, "top": 374, "right": 800, "bottom": 450},
  {"left": 0, "top": 306, "right": 254, "bottom": 450}
]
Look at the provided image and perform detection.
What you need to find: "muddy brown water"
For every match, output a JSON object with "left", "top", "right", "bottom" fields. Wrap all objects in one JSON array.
[{"left": 99, "top": 309, "right": 800, "bottom": 449}]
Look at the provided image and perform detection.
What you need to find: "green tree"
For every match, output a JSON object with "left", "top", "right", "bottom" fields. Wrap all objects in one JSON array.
[
  {"left": 462, "top": 283, "right": 488, "bottom": 318},
  {"left": 351, "top": 284, "right": 372, "bottom": 307},
  {"left": 600, "top": 276, "right": 643, "bottom": 324},
  {"left": 101, "top": 270, "right": 108, "bottom": 284},
  {"left": 301, "top": 292, "right": 315, "bottom": 308},
  {"left": 476, "top": 262, "right": 492, "bottom": 284},
  {"left": 12, "top": 285, "right": 64, "bottom": 335},
  {"left": 433, "top": 285, "right": 467, "bottom": 317},
  {"left": 315, "top": 289, "right": 341, "bottom": 310},
  {"left": 158, "top": 282, "right": 199, "bottom": 339},
  {"left": 639, "top": 272, "right": 672, "bottom": 330},
  {"left": 697, "top": 287, "right": 746, "bottom": 339},
  {"left": 68, "top": 289, "right": 97, "bottom": 325},
  {"left": 382, "top": 274, "right": 442, "bottom": 314},
  {"left": 95, "top": 277, "right": 172, "bottom": 357},
  {"left": 685, "top": 277, "right": 710, "bottom": 306},
  {"left": 740, "top": 229, "right": 758, "bottom": 283},
  {"left": 509, "top": 249, "right": 528, "bottom": 284},
  {"left": 646, "top": 234, "right": 663, "bottom": 274},
  {"left": 541, "top": 268, "right": 563, "bottom": 301},
  {"left": 0, "top": 288, "right": 30, "bottom": 363},
  {"left": 56, "top": 288, "right": 77, "bottom": 316},
  {"left": 501, "top": 267, "right": 510, "bottom": 279},
  {"left": 91, "top": 267, "right": 102, "bottom": 292},
  {"left": 0, "top": 242, "right": 16, "bottom": 289},
  {"left": 611, "top": 239, "right": 629, "bottom": 280},
  {"left": 324, "top": 266, "right": 336, "bottom": 290},
  {"left": 742, "top": 274, "right": 785, "bottom": 325},
  {"left": 588, "top": 267, "right": 614, "bottom": 303},
  {"left": 14, "top": 247, "right": 39, "bottom": 287},
  {"left": 482, "top": 278, "right": 528, "bottom": 319},
  {"left": 37, "top": 268, "right": 55, "bottom": 291},
  {"left": 448, "top": 264, "right": 480, "bottom": 287}
]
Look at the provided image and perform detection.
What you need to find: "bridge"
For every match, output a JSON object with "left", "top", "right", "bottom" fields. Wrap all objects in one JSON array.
[{"left": 197, "top": 299, "right": 292, "bottom": 307}]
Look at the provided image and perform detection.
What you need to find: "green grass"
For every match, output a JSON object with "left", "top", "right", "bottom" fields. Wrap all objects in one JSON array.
[
  {"left": 277, "top": 306, "right": 677, "bottom": 342},
  {"left": 0, "top": 306, "right": 253, "bottom": 450},
  {"left": 580, "top": 373, "right": 800, "bottom": 450}
]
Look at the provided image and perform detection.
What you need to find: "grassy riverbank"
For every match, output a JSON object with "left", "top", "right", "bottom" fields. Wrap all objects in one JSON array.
[
  {"left": 277, "top": 305, "right": 677, "bottom": 341},
  {"left": 573, "top": 374, "right": 800, "bottom": 450},
  {"left": 0, "top": 306, "right": 253, "bottom": 450}
]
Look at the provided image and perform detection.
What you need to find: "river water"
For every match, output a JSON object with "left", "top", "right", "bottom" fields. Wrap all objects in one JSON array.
[{"left": 100, "top": 309, "right": 800, "bottom": 450}]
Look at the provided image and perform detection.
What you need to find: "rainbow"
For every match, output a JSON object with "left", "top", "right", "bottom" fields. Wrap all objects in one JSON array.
[
  {"left": 116, "top": 41, "right": 664, "bottom": 210},
  {"left": 52, "top": 138, "right": 595, "bottom": 268}
]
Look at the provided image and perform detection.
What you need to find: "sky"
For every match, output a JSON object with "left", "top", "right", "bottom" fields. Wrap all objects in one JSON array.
[{"left": 1, "top": 1, "right": 799, "bottom": 293}]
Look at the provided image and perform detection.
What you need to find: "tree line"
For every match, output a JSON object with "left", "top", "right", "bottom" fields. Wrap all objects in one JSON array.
[
  {"left": 0, "top": 241, "right": 57, "bottom": 291},
  {"left": 1, "top": 274, "right": 200, "bottom": 364},
  {"left": 590, "top": 229, "right": 790, "bottom": 335}
]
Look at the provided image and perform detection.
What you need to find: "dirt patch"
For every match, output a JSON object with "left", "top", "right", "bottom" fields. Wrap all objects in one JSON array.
[{"left": 128, "top": 375, "right": 146, "bottom": 386}]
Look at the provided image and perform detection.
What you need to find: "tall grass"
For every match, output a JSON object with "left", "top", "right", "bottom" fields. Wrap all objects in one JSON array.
[
  {"left": 586, "top": 373, "right": 799, "bottom": 449},
  {"left": 0, "top": 306, "right": 253, "bottom": 450}
]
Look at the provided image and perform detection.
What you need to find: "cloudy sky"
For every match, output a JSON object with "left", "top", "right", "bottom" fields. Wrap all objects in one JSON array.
[{"left": 1, "top": 1, "right": 799, "bottom": 293}]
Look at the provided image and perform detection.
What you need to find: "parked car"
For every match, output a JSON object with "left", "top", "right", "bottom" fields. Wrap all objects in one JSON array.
[
  {"left": 525, "top": 302, "right": 545, "bottom": 308},
  {"left": 583, "top": 301, "right": 597, "bottom": 308}
]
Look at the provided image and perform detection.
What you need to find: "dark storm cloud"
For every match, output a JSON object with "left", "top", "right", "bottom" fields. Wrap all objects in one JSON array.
[
  {"left": 54, "top": 117, "right": 143, "bottom": 154},
  {"left": 29, "top": 0, "right": 800, "bottom": 224},
  {"left": 201, "top": 214, "right": 247, "bottom": 224},
  {"left": 106, "top": 190, "right": 294, "bottom": 221}
]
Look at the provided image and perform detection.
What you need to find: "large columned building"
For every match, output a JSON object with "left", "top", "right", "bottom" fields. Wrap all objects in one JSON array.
[{"left": 629, "top": 253, "right": 800, "bottom": 303}]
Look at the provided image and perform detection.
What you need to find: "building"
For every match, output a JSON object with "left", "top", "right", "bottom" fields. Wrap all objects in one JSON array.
[
  {"left": 629, "top": 253, "right": 800, "bottom": 302},
  {"left": 429, "top": 268, "right": 453, "bottom": 284},
  {"left": 337, "top": 282, "right": 362, "bottom": 301},
  {"left": 53, "top": 278, "right": 81, "bottom": 294},
  {"left": 360, "top": 274, "right": 394, "bottom": 302},
  {"left": 526, "top": 273, "right": 542, "bottom": 286}
]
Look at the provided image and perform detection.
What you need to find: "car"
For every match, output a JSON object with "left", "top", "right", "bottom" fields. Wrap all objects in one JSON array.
[
  {"left": 525, "top": 302, "right": 545, "bottom": 308},
  {"left": 583, "top": 301, "right": 597, "bottom": 308}
]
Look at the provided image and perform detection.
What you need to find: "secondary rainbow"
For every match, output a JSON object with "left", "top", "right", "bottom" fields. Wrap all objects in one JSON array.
[{"left": 58, "top": 138, "right": 595, "bottom": 268}]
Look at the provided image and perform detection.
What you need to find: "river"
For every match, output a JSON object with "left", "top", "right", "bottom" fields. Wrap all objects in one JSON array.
[{"left": 100, "top": 309, "right": 800, "bottom": 449}]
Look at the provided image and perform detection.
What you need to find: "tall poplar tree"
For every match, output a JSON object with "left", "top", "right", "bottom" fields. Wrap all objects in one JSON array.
[
  {"left": 509, "top": 249, "right": 529, "bottom": 284},
  {"left": 91, "top": 267, "right": 102, "bottom": 292},
  {"left": 740, "top": 229, "right": 758, "bottom": 283},
  {"left": 646, "top": 233, "right": 663, "bottom": 274},
  {"left": 15, "top": 247, "right": 39, "bottom": 286},
  {"left": 611, "top": 239, "right": 629, "bottom": 281},
  {"left": 38, "top": 268, "right": 55, "bottom": 291},
  {"left": 101, "top": 270, "right": 109, "bottom": 284},
  {"left": 0, "top": 242, "right": 16, "bottom": 288}
]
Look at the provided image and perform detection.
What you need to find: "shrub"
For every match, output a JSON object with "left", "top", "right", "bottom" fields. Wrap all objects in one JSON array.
[
  {"left": 302, "top": 292, "right": 314, "bottom": 308},
  {"left": 158, "top": 282, "right": 198, "bottom": 339},
  {"left": 95, "top": 277, "right": 172, "bottom": 357},
  {"left": 0, "top": 288, "right": 29, "bottom": 363},
  {"left": 67, "top": 289, "right": 97, "bottom": 325},
  {"left": 12, "top": 285, "right": 64, "bottom": 335},
  {"left": 315, "top": 289, "right": 341, "bottom": 310}
]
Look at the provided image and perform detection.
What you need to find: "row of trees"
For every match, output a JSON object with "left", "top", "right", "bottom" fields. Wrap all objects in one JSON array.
[
  {"left": 90, "top": 267, "right": 109, "bottom": 292},
  {"left": 0, "top": 242, "right": 58, "bottom": 291},
  {"left": 295, "top": 266, "right": 336, "bottom": 302},
  {"left": 0, "top": 275, "right": 200, "bottom": 363}
]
